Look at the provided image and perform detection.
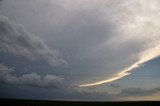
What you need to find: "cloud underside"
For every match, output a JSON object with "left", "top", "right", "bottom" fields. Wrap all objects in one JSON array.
[
  {"left": 0, "top": 15, "right": 67, "bottom": 67},
  {"left": 0, "top": 63, "right": 63, "bottom": 88},
  {"left": 78, "top": 0, "right": 160, "bottom": 87},
  {"left": 79, "top": 46, "right": 160, "bottom": 87},
  {"left": 0, "top": 0, "right": 160, "bottom": 88}
]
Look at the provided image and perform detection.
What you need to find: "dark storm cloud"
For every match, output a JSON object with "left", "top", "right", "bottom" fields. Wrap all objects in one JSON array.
[
  {"left": 0, "top": 63, "right": 63, "bottom": 88},
  {"left": 0, "top": 15, "right": 67, "bottom": 67},
  {"left": 0, "top": 83, "right": 122, "bottom": 101},
  {"left": 118, "top": 87, "right": 160, "bottom": 97},
  {"left": 0, "top": 0, "right": 160, "bottom": 100}
]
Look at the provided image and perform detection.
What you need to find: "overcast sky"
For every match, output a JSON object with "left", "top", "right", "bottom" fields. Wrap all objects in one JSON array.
[{"left": 0, "top": 0, "right": 160, "bottom": 101}]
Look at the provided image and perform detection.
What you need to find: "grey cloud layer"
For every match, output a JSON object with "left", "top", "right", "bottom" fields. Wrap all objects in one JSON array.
[
  {"left": 0, "top": 0, "right": 160, "bottom": 88},
  {"left": 118, "top": 87, "right": 160, "bottom": 97},
  {"left": 0, "top": 15, "right": 67, "bottom": 67},
  {"left": 0, "top": 63, "right": 63, "bottom": 88}
]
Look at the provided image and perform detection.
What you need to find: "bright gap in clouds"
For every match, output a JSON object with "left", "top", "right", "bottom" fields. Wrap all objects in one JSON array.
[
  {"left": 79, "top": 45, "right": 160, "bottom": 87},
  {"left": 79, "top": 0, "right": 160, "bottom": 87}
]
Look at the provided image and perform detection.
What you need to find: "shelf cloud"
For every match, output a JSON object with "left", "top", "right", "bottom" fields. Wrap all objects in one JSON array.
[
  {"left": 0, "top": 0, "right": 160, "bottom": 100},
  {"left": 79, "top": 0, "right": 160, "bottom": 87}
]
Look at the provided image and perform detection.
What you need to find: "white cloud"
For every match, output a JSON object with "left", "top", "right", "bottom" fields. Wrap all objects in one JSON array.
[
  {"left": 0, "top": 15, "right": 67, "bottom": 67},
  {"left": 0, "top": 63, "right": 63, "bottom": 88}
]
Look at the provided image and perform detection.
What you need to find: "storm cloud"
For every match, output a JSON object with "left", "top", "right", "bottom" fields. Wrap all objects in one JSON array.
[
  {"left": 0, "top": 15, "right": 67, "bottom": 67},
  {"left": 0, "top": 0, "right": 160, "bottom": 100},
  {"left": 1, "top": 0, "right": 160, "bottom": 86},
  {"left": 0, "top": 63, "right": 63, "bottom": 88}
]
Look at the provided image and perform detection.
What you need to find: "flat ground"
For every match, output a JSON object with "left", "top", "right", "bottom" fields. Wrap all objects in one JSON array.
[{"left": 0, "top": 99, "right": 159, "bottom": 106}]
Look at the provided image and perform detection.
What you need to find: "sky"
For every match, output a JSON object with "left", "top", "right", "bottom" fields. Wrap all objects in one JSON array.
[{"left": 0, "top": 0, "right": 160, "bottom": 101}]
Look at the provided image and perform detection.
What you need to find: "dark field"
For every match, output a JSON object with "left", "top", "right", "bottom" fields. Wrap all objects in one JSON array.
[{"left": 0, "top": 99, "right": 160, "bottom": 106}]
